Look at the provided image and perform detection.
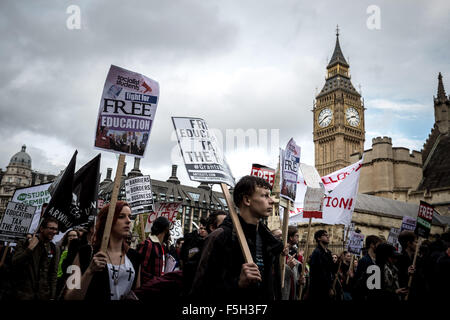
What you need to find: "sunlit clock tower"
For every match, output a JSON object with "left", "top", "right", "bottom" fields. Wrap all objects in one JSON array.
[{"left": 313, "top": 27, "right": 365, "bottom": 176}]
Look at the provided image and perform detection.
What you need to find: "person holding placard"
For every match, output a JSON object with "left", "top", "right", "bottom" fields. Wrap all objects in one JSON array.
[
  {"left": 397, "top": 231, "right": 419, "bottom": 300},
  {"left": 280, "top": 226, "right": 300, "bottom": 300},
  {"left": 191, "top": 175, "right": 283, "bottom": 300},
  {"left": 375, "top": 243, "right": 407, "bottom": 301},
  {"left": 133, "top": 216, "right": 183, "bottom": 301},
  {"left": 10, "top": 217, "right": 60, "bottom": 300},
  {"left": 64, "top": 201, "right": 141, "bottom": 300}
]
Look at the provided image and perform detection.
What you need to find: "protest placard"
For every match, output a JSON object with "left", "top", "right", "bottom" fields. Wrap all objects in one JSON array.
[
  {"left": 300, "top": 163, "right": 325, "bottom": 218},
  {"left": 347, "top": 232, "right": 365, "bottom": 255},
  {"left": 0, "top": 202, "right": 36, "bottom": 241},
  {"left": 12, "top": 182, "right": 52, "bottom": 234},
  {"left": 250, "top": 164, "right": 275, "bottom": 189},
  {"left": 387, "top": 227, "right": 401, "bottom": 252},
  {"left": 415, "top": 201, "right": 434, "bottom": 239},
  {"left": 172, "top": 117, "right": 235, "bottom": 186},
  {"left": 173, "top": 116, "right": 253, "bottom": 264},
  {"left": 94, "top": 65, "right": 159, "bottom": 158},
  {"left": 400, "top": 216, "right": 417, "bottom": 232},
  {"left": 280, "top": 139, "right": 301, "bottom": 202},
  {"left": 145, "top": 202, "right": 182, "bottom": 232},
  {"left": 125, "top": 175, "right": 154, "bottom": 215}
]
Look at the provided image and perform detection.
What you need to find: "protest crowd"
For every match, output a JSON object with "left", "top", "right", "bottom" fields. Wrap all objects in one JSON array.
[
  {"left": 0, "top": 174, "right": 449, "bottom": 302},
  {"left": 0, "top": 66, "right": 448, "bottom": 304}
]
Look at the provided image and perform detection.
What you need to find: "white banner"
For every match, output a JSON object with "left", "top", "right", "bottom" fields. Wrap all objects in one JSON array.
[
  {"left": 0, "top": 202, "right": 36, "bottom": 241},
  {"left": 172, "top": 117, "right": 235, "bottom": 186},
  {"left": 289, "top": 159, "right": 363, "bottom": 225},
  {"left": 12, "top": 183, "right": 52, "bottom": 234},
  {"left": 125, "top": 175, "right": 154, "bottom": 215}
]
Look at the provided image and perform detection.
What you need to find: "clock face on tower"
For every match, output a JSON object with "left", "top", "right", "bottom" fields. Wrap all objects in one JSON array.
[
  {"left": 345, "top": 107, "right": 360, "bottom": 127},
  {"left": 318, "top": 108, "right": 333, "bottom": 128}
]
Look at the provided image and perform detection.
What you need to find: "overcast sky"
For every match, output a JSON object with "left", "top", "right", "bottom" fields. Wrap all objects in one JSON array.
[{"left": 1, "top": 0, "right": 449, "bottom": 189}]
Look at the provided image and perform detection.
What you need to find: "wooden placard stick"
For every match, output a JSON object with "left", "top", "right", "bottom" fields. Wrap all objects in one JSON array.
[
  {"left": 332, "top": 258, "right": 343, "bottom": 294},
  {"left": 139, "top": 214, "right": 146, "bottom": 241},
  {"left": 0, "top": 242, "right": 10, "bottom": 268},
  {"left": 346, "top": 254, "right": 354, "bottom": 285},
  {"left": 220, "top": 183, "right": 253, "bottom": 264},
  {"left": 405, "top": 237, "right": 422, "bottom": 301},
  {"left": 298, "top": 216, "right": 312, "bottom": 300},
  {"left": 280, "top": 200, "right": 290, "bottom": 288},
  {"left": 100, "top": 154, "right": 125, "bottom": 253}
]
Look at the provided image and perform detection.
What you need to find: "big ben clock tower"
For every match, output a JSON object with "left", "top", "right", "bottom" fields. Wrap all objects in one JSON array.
[{"left": 314, "top": 27, "right": 365, "bottom": 176}]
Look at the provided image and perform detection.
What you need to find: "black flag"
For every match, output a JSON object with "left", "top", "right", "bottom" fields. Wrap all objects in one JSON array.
[
  {"left": 42, "top": 151, "right": 77, "bottom": 232},
  {"left": 71, "top": 153, "right": 101, "bottom": 228}
]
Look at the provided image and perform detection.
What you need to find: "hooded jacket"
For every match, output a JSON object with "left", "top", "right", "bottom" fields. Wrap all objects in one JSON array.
[{"left": 190, "top": 215, "right": 283, "bottom": 301}]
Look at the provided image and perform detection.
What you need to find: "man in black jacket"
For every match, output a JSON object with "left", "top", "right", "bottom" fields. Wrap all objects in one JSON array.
[
  {"left": 308, "top": 229, "right": 336, "bottom": 300},
  {"left": 191, "top": 175, "right": 283, "bottom": 300}
]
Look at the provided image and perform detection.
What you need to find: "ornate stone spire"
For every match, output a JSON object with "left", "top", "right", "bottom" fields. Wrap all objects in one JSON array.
[
  {"left": 327, "top": 25, "right": 349, "bottom": 68},
  {"left": 437, "top": 72, "right": 447, "bottom": 101}
]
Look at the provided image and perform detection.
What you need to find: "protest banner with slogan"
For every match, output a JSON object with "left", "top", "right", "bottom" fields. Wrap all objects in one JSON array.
[
  {"left": 400, "top": 216, "right": 417, "bottom": 232},
  {"left": 94, "top": 65, "right": 159, "bottom": 158},
  {"left": 173, "top": 116, "right": 254, "bottom": 264},
  {"left": 125, "top": 175, "right": 154, "bottom": 215},
  {"left": 12, "top": 182, "right": 51, "bottom": 234},
  {"left": 0, "top": 202, "right": 36, "bottom": 241},
  {"left": 289, "top": 159, "right": 363, "bottom": 226},
  {"left": 280, "top": 139, "right": 301, "bottom": 202},
  {"left": 145, "top": 202, "right": 182, "bottom": 232},
  {"left": 172, "top": 117, "right": 235, "bottom": 187},
  {"left": 347, "top": 232, "right": 365, "bottom": 255},
  {"left": 169, "top": 219, "right": 183, "bottom": 247},
  {"left": 387, "top": 227, "right": 401, "bottom": 252},
  {"left": 250, "top": 164, "right": 275, "bottom": 189},
  {"left": 415, "top": 201, "right": 434, "bottom": 239}
]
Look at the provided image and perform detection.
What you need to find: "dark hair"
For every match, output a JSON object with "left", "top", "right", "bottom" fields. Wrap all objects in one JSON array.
[
  {"left": 176, "top": 237, "right": 184, "bottom": 245},
  {"left": 375, "top": 243, "right": 399, "bottom": 284},
  {"left": 233, "top": 175, "right": 272, "bottom": 208},
  {"left": 40, "top": 217, "right": 59, "bottom": 229},
  {"left": 199, "top": 218, "right": 207, "bottom": 226},
  {"left": 206, "top": 210, "right": 227, "bottom": 232},
  {"left": 61, "top": 229, "right": 79, "bottom": 247},
  {"left": 288, "top": 226, "right": 298, "bottom": 239},
  {"left": 92, "top": 201, "right": 130, "bottom": 253},
  {"left": 314, "top": 229, "right": 328, "bottom": 242},
  {"left": 398, "top": 231, "right": 417, "bottom": 249},
  {"left": 151, "top": 216, "right": 170, "bottom": 236},
  {"left": 365, "top": 235, "right": 381, "bottom": 249}
]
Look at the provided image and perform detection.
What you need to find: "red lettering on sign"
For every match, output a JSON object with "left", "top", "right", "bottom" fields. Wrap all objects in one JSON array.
[{"left": 331, "top": 198, "right": 339, "bottom": 207}]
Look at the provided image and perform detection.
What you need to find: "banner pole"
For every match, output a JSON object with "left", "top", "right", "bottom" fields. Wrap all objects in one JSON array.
[
  {"left": 220, "top": 183, "right": 253, "bottom": 264},
  {"left": 139, "top": 214, "right": 146, "bottom": 241},
  {"left": 405, "top": 237, "right": 422, "bottom": 301},
  {"left": 280, "top": 200, "right": 290, "bottom": 288},
  {"left": 100, "top": 154, "right": 125, "bottom": 253},
  {"left": 346, "top": 254, "right": 354, "bottom": 285},
  {"left": 298, "top": 217, "right": 312, "bottom": 300},
  {"left": 0, "top": 242, "right": 10, "bottom": 268},
  {"left": 332, "top": 258, "right": 343, "bottom": 296}
]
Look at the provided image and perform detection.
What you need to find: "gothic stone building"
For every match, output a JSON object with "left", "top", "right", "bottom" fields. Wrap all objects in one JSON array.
[{"left": 291, "top": 31, "right": 450, "bottom": 256}]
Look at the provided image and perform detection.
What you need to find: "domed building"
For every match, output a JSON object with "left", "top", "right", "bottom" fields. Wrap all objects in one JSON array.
[{"left": 0, "top": 145, "right": 55, "bottom": 215}]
